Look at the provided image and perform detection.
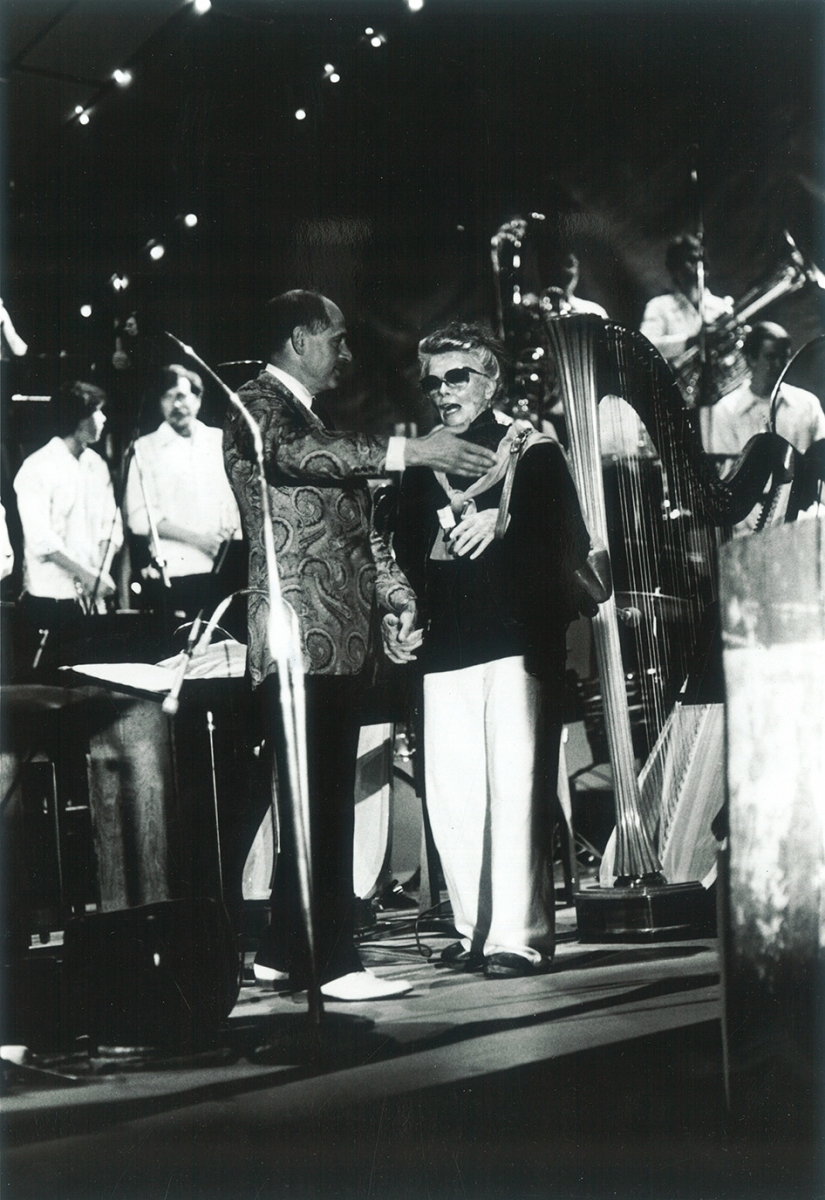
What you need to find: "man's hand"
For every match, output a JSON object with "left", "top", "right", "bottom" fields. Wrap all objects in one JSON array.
[
  {"left": 47, "top": 551, "right": 115, "bottom": 598},
  {"left": 381, "top": 603, "right": 423, "bottom": 664},
  {"left": 448, "top": 508, "right": 502, "bottom": 560},
  {"left": 190, "top": 530, "right": 224, "bottom": 559},
  {"left": 405, "top": 428, "right": 496, "bottom": 476}
]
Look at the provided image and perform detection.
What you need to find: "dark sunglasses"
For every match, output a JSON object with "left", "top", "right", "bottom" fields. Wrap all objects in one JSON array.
[{"left": 420, "top": 366, "right": 487, "bottom": 397}]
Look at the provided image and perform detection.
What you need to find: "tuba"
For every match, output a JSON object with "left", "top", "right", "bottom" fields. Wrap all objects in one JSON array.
[{"left": 671, "top": 231, "right": 825, "bottom": 407}]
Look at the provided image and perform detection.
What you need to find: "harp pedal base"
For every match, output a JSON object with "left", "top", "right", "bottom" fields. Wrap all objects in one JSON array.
[{"left": 574, "top": 880, "right": 716, "bottom": 943}]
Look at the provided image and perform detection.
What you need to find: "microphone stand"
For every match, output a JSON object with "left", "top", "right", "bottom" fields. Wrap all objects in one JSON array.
[
  {"left": 131, "top": 441, "right": 172, "bottom": 591},
  {"left": 90, "top": 385, "right": 159, "bottom": 615},
  {"left": 690, "top": 149, "right": 712, "bottom": 412},
  {"left": 165, "top": 332, "right": 321, "bottom": 1031}
]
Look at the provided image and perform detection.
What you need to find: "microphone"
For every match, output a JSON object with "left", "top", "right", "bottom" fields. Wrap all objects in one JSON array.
[{"left": 162, "top": 611, "right": 203, "bottom": 716}]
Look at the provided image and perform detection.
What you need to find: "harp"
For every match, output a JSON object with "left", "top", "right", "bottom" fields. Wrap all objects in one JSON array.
[{"left": 544, "top": 313, "right": 794, "bottom": 939}]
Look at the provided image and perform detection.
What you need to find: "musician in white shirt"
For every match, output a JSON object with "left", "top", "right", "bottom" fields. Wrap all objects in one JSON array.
[
  {"left": 124, "top": 364, "right": 241, "bottom": 623},
  {"left": 640, "top": 234, "right": 732, "bottom": 362},
  {"left": 702, "top": 322, "right": 825, "bottom": 467},
  {"left": 14, "top": 381, "right": 123, "bottom": 673}
]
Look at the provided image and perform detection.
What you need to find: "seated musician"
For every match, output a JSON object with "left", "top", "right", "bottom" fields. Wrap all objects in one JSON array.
[
  {"left": 385, "top": 323, "right": 593, "bottom": 978},
  {"left": 124, "top": 364, "right": 242, "bottom": 628},
  {"left": 13, "top": 381, "right": 122, "bottom": 676},
  {"left": 702, "top": 321, "right": 825, "bottom": 472},
  {"left": 640, "top": 233, "right": 732, "bottom": 366}
]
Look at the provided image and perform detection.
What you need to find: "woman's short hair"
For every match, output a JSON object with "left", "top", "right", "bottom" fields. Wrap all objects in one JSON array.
[
  {"left": 153, "top": 364, "right": 204, "bottom": 405},
  {"left": 418, "top": 322, "right": 506, "bottom": 400},
  {"left": 55, "top": 380, "right": 107, "bottom": 438}
]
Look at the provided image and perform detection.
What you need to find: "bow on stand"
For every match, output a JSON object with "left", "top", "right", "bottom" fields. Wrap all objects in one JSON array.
[{"left": 166, "top": 332, "right": 321, "bottom": 1029}]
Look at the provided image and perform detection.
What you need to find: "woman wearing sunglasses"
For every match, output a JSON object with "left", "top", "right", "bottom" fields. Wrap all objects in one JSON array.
[{"left": 382, "top": 323, "right": 592, "bottom": 978}]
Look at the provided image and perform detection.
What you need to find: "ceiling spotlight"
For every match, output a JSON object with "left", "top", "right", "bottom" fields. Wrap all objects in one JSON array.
[
  {"left": 330, "top": 73, "right": 340, "bottom": 83},
  {"left": 370, "top": 35, "right": 385, "bottom": 48},
  {"left": 365, "top": 27, "right": 374, "bottom": 35},
  {"left": 324, "top": 63, "right": 335, "bottom": 74},
  {"left": 183, "top": 213, "right": 198, "bottom": 228},
  {"left": 78, "top": 111, "right": 90, "bottom": 126},
  {"left": 110, "top": 273, "right": 130, "bottom": 291},
  {"left": 295, "top": 109, "right": 307, "bottom": 121},
  {"left": 192, "top": 0, "right": 211, "bottom": 12},
  {"left": 112, "top": 68, "right": 133, "bottom": 87},
  {"left": 323, "top": 64, "right": 340, "bottom": 83},
  {"left": 407, "top": 0, "right": 425, "bottom": 9},
  {"left": 74, "top": 105, "right": 84, "bottom": 115},
  {"left": 149, "top": 243, "right": 165, "bottom": 261},
  {"left": 80, "top": 305, "right": 92, "bottom": 318}
]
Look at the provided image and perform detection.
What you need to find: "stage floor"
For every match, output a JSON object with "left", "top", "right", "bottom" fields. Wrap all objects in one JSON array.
[{"left": 3, "top": 899, "right": 816, "bottom": 1200}]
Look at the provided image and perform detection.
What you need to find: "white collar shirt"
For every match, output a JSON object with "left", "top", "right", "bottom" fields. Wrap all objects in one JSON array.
[
  {"left": 265, "top": 363, "right": 315, "bottom": 409},
  {"left": 703, "top": 380, "right": 825, "bottom": 460},
  {"left": 124, "top": 418, "right": 240, "bottom": 577},
  {"left": 640, "top": 289, "right": 732, "bottom": 360},
  {"left": 14, "top": 437, "right": 123, "bottom": 604}
]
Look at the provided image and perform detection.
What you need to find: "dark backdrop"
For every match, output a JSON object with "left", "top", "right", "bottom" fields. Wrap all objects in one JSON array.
[{"left": 3, "top": 0, "right": 824, "bottom": 436}]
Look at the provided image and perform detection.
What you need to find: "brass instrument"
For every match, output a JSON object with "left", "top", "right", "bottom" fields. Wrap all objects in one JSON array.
[
  {"left": 490, "top": 214, "right": 556, "bottom": 425},
  {"left": 672, "top": 231, "right": 825, "bottom": 407}
]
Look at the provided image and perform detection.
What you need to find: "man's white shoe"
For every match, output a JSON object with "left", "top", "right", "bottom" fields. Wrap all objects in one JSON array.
[
  {"left": 319, "top": 969, "right": 413, "bottom": 1002},
  {"left": 253, "top": 963, "right": 289, "bottom": 984}
]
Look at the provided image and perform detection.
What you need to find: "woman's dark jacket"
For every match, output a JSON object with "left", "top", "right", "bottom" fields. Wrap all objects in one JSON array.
[{"left": 391, "top": 409, "right": 591, "bottom": 684}]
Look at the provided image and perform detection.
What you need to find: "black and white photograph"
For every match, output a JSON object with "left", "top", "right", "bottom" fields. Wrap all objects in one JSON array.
[{"left": 1, "top": 1, "right": 824, "bottom": 1197}]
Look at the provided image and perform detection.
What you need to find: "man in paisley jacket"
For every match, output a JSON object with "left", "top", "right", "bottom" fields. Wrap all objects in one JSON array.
[{"left": 224, "top": 289, "right": 496, "bottom": 1002}]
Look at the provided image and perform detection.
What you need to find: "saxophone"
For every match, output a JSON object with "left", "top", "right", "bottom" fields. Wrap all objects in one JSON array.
[{"left": 490, "top": 214, "right": 567, "bottom": 428}]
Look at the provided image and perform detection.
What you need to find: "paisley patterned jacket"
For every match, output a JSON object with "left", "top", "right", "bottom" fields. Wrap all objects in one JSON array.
[{"left": 223, "top": 370, "right": 415, "bottom": 684}]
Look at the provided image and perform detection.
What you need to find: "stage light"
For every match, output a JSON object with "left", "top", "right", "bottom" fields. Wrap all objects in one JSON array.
[
  {"left": 149, "top": 244, "right": 165, "bottom": 261},
  {"left": 370, "top": 35, "right": 384, "bottom": 48},
  {"left": 109, "top": 274, "right": 130, "bottom": 291},
  {"left": 330, "top": 73, "right": 340, "bottom": 83},
  {"left": 192, "top": 0, "right": 211, "bottom": 13},
  {"left": 74, "top": 105, "right": 84, "bottom": 115},
  {"left": 78, "top": 111, "right": 90, "bottom": 125},
  {"left": 407, "top": 0, "right": 425, "bottom": 10},
  {"left": 323, "top": 64, "right": 341, "bottom": 83},
  {"left": 112, "top": 69, "right": 133, "bottom": 87},
  {"left": 183, "top": 213, "right": 198, "bottom": 228},
  {"left": 512, "top": 254, "right": 521, "bottom": 269},
  {"left": 365, "top": 27, "right": 374, "bottom": 35},
  {"left": 80, "top": 304, "right": 92, "bottom": 318},
  {"left": 295, "top": 108, "right": 307, "bottom": 121}
]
